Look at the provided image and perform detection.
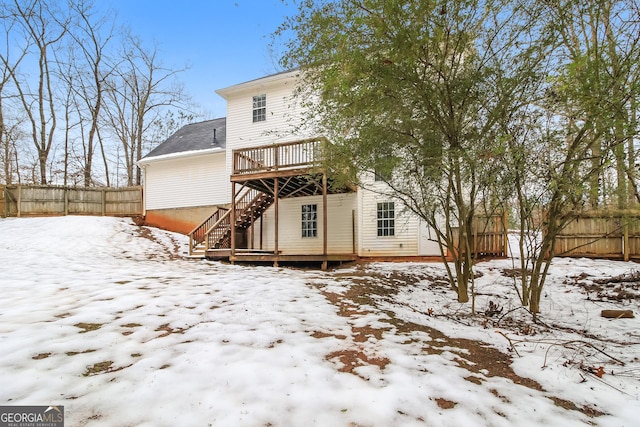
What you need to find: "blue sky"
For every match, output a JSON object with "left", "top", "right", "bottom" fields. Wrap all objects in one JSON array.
[{"left": 102, "top": 0, "right": 297, "bottom": 119}]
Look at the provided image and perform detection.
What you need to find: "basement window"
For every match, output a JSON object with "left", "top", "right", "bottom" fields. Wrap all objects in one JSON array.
[
  {"left": 252, "top": 94, "right": 266, "bottom": 122},
  {"left": 377, "top": 202, "right": 395, "bottom": 237},
  {"left": 302, "top": 204, "right": 317, "bottom": 238}
]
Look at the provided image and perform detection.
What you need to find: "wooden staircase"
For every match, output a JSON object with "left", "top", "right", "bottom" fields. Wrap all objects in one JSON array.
[{"left": 188, "top": 188, "right": 274, "bottom": 257}]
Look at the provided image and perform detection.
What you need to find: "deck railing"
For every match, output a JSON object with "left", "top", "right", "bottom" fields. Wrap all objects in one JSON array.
[
  {"left": 206, "top": 210, "right": 232, "bottom": 249},
  {"left": 189, "top": 207, "right": 230, "bottom": 253},
  {"left": 188, "top": 187, "right": 276, "bottom": 255},
  {"left": 205, "top": 188, "right": 274, "bottom": 250},
  {"left": 233, "top": 138, "right": 325, "bottom": 175},
  {"left": 235, "top": 188, "right": 269, "bottom": 219}
]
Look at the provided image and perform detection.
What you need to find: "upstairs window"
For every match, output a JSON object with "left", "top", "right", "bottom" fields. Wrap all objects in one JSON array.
[
  {"left": 252, "top": 94, "right": 266, "bottom": 122},
  {"left": 377, "top": 202, "right": 395, "bottom": 237},
  {"left": 301, "top": 204, "right": 318, "bottom": 238},
  {"left": 373, "top": 148, "right": 393, "bottom": 182},
  {"left": 374, "top": 166, "right": 392, "bottom": 182}
]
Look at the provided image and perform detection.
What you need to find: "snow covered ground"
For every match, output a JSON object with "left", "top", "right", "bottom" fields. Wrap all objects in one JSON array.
[{"left": 1, "top": 216, "right": 639, "bottom": 426}]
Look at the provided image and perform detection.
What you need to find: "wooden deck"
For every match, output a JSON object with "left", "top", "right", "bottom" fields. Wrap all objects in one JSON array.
[
  {"left": 203, "top": 248, "right": 357, "bottom": 269},
  {"left": 223, "top": 139, "right": 357, "bottom": 269},
  {"left": 189, "top": 138, "right": 353, "bottom": 263},
  {"left": 231, "top": 138, "right": 355, "bottom": 196},
  {"left": 189, "top": 139, "right": 507, "bottom": 264},
  {"left": 233, "top": 138, "right": 324, "bottom": 176}
]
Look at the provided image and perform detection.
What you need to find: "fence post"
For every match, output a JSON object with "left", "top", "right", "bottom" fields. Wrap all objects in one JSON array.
[
  {"left": 64, "top": 188, "right": 69, "bottom": 216},
  {"left": 624, "top": 220, "right": 630, "bottom": 262},
  {"left": 16, "top": 184, "right": 21, "bottom": 218},
  {"left": 101, "top": 189, "right": 106, "bottom": 216}
]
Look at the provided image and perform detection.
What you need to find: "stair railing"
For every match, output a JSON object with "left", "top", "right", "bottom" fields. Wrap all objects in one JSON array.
[
  {"left": 199, "top": 188, "right": 275, "bottom": 252},
  {"left": 188, "top": 206, "right": 230, "bottom": 255},
  {"left": 205, "top": 210, "right": 232, "bottom": 249}
]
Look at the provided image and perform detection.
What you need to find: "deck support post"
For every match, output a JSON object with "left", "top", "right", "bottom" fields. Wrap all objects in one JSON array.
[
  {"left": 260, "top": 214, "right": 264, "bottom": 250},
  {"left": 249, "top": 207, "right": 254, "bottom": 250},
  {"left": 274, "top": 177, "right": 279, "bottom": 267},
  {"left": 231, "top": 181, "right": 237, "bottom": 262},
  {"left": 322, "top": 173, "right": 328, "bottom": 270}
]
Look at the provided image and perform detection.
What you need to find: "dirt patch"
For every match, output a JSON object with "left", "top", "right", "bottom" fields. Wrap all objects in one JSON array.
[
  {"left": 326, "top": 349, "right": 390, "bottom": 376},
  {"left": 74, "top": 323, "right": 102, "bottom": 333},
  {"left": 323, "top": 267, "right": 545, "bottom": 389},
  {"left": 549, "top": 396, "right": 605, "bottom": 418},
  {"left": 134, "top": 226, "right": 183, "bottom": 260},
  {"left": 435, "top": 397, "right": 457, "bottom": 409},
  {"left": 122, "top": 323, "right": 142, "bottom": 328},
  {"left": 310, "top": 330, "right": 347, "bottom": 340},
  {"left": 315, "top": 269, "right": 542, "bottom": 389},
  {"left": 322, "top": 291, "right": 373, "bottom": 317},
  {"left": 83, "top": 361, "right": 113, "bottom": 376},
  {"left": 465, "top": 375, "right": 484, "bottom": 385},
  {"left": 390, "top": 315, "right": 544, "bottom": 391},
  {"left": 32, "top": 353, "right": 51, "bottom": 360},
  {"left": 315, "top": 279, "right": 396, "bottom": 376},
  {"left": 312, "top": 264, "right": 607, "bottom": 420},
  {"left": 353, "top": 325, "right": 391, "bottom": 342},
  {"left": 82, "top": 360, "right": 131, "bottom": 376},
  {"left": 490, "top": 388, "right": 511, "bottom": 403},
  {"left": 121, "top": 323, "right": 142, "bottom": 336},
  {"left": 66, "top": 349, "right": 97, "bottom": 356},
  {"left": 155, "top": 323, "right": 189, "bottom": 337}
]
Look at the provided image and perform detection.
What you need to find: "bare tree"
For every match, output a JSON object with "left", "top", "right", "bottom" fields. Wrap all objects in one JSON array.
[
  {"left": 57, "top": 54, "right": 82, "bottom": 186},
  {"left": 61, "top": 0, "right": 117, "bottom": 187},
  {"left": 4, "top": 0, "right": 71, "bottom": 184},
  {"left": 0, "top": 5, "right": 29, "bottom": 185},
  {"left": 103, "top": 33, "right": 189, "bottom": 186}
]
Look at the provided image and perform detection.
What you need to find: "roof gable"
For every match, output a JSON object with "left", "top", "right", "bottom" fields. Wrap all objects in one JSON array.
[
  {"left": 143, "top": 118, "right": 226, "bottom": 159},
  {"left": 216, "top": 69, "right": 299, "bottom": 99}
]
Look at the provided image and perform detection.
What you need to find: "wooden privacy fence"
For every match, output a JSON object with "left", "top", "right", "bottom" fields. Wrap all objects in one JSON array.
[
  {"left": 555, "top": 210, "right": 640, "bottom": 261},
  {"left": 1, "top": 185, "right": 142, "bottom": 218},
  {"left": 452, "top": 213, "right": 508, "bottom": 258}
]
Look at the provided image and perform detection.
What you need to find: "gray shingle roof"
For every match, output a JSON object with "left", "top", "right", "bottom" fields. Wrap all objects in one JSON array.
[{"left": 143, "top": 117, "right": 226, "bottom": 159}]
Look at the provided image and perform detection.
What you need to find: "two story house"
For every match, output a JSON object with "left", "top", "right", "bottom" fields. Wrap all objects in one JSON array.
[{"left": 139, "top": 70, "right": 445, "bottom": 268}]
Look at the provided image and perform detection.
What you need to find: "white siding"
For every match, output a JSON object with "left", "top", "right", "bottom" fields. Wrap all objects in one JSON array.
[
  {"left": 217, "top": 71, "right": 442, "bottom": 258},
  {"left": 357, "top": 175, "right": 441, "bottom": 257},
  {"left": 221, "top": 73, "right": 315, "bottom": 179},
  {"left": 253, "top": 193, "right": 356, "bottom": 255},
  {"left": 143, "top": 152, "right": 228, "bottom": 210}
]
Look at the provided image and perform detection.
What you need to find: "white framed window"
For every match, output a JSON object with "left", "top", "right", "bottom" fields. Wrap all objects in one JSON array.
[
  {"left": 377, "top": 202, "right": 395, "bottom": 237},
  {"left": 374, "top": 166, "right": 391, "bottom": 182},
  {"left": 252, "top": 94, "right": 266, "bottom": 122},
  {"left": 302, "top": 204, "right": 317, "bottom": 238}
]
